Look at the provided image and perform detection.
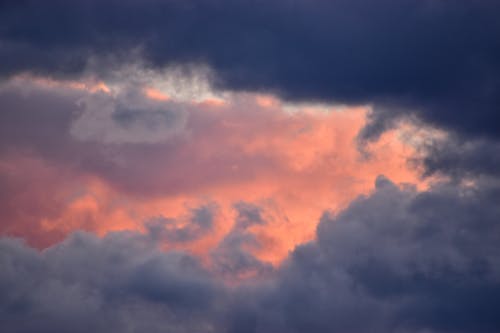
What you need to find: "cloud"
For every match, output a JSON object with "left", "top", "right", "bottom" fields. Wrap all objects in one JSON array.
[
  {"left": 414, "top": 135, "right": 500, "bottom": 180},
  {"left": 251, "top": 176, "right": 500, "bottom": 333},
  {"left": 145, "top": 202, "right": 218, "bottom": 243},
  {"left": 0, "top": 77, "right": 84, "bottom": 156},
  {"left": 211, "top": 202, "right": 273, "bottom": 279},
  {"left": 0, "top": 77, "right": 423, "bottom": 258},
  {"left": 1, "top": 0, "right": 500, "bottom": 140},
  {"left": 1, "top": 2, "right": 499, "bottom": 331},
  {"left": 2, "top": 176, "right": 500, "bottom": 332},
  {"left": 0, "top": 231, "right": 222, "bottom": 333},
  {"left": 70, "top": 88, "right": 187, "bottom": 144}
]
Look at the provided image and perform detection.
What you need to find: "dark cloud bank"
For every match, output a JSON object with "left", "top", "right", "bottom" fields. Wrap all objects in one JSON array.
[
  {"left": 2, "top": 0, "right": 500, "bottom": 175},
  {"left": 1, "top": 0, "right": 500, "bottom": 139},
  {"left": 2, "top": 177, "right": 500, "bottom": 333}
]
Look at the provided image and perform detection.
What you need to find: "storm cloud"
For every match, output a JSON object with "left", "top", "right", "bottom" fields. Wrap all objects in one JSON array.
[
  {"left": 1, "top": 1, "right": 500, "bottom": 332},
  {"left": 2, "top": 177, "right": 500, "bottom": 333},
  {"left": 1, "top": 0, "right": 500, "bottom": 139}
]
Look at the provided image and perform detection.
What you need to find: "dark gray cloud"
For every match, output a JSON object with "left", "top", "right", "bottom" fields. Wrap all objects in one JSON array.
[
  {"left": 2, "top": 176, "right": 500, "bottom": 333},
  {"left": 413, "top": 136, "right": 500, "bottom": 179},
  {"left": 0, "top": 231, "right": 223, "bottom": 333},
  {"left": 232, "top": 202, "right": 266, "bottom": 230},
  {"left": 248, "top": 176, "right": 500, "bottom": 333},
  {"left": 145, "top": 203, "right": 218, "bottom": 243},
  {"left": 310, "top": 176, "right": 500, "bottom": 332},
  {"left": 211, "top": 202, "right": 273, "bottom": 278},
  {"left": 1, "top": 0, "right": 500, "bottom": 139}
]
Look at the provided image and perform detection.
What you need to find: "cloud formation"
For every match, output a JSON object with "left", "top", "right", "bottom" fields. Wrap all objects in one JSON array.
[
  {"left": 2, "top": 177, "right": 499, "bottom": 333},
  {"left": 416, "top": 136, "right": 500, "bottom": 180},
  {"left": 0, "top": 77, "right": 422, "bottom": 259},
  {"left": 145, "top": 203, "right": 217, "bottom": 243},
  {"left": 1, "top": 2, "right": 500, "bottom": 332},
  {"left": 1, "top": 0, "right": 500, "bottom": 140},
  {"left": 0, "top": 232, "right": 222, "bottom": 333},
  {"left": 71, "top": 89, "right": 187, "bottom": 144}
]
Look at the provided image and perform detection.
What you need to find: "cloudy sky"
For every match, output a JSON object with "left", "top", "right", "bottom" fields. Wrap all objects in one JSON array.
[{"left": 1, "top": 1, "right": 500, "bottom": 332}]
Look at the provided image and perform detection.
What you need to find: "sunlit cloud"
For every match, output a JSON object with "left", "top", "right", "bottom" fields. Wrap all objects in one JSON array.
[
  {"left": 0, "top": 75, "right": 429, "bottom": 266},
  {"left": 2, "top": 2, "right": 500, "bottom": 331}
]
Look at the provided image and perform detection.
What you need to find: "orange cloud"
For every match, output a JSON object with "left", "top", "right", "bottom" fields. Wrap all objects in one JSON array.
[
  {"left": 144, "top": 87, "right": 170, "bottom": 101},
  {"left": 0, "top": 88, "right": 426, "bottom": 267}
]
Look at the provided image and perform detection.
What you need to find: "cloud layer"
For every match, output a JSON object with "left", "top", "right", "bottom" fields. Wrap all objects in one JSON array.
[
  {"left": 2, "top": 177, "right": 499, "bottom": 333},
  {"left": 2, "top": 1, "right": 500, "bottom": 332},
  {"left": 0, "top": 77, "right": 422, "bottom": 261},
  {"left": 2, "top": 0, "right": 500, "bottom": 140}
]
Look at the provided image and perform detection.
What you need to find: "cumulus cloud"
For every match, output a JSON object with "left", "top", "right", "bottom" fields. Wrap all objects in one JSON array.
[
  {"left": 1, "top": 2, "right": 499, "bottom": 332},
  {"left": 0, "top": 232, "right": 222, "bottom": 333},
  {"left": 0, "top": 77, "right": 425, "bottom": 254},
  {"left": 2, "top": 176, "right": 500, "bottom": 333}
]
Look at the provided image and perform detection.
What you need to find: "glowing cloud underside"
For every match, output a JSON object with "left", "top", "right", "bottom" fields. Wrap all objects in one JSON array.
[
  {"left": 0, "top": 76, "right": 427, "bottom": 265},
  {"left": 1, "top": 1, "right": 500, "bottom": 332}
]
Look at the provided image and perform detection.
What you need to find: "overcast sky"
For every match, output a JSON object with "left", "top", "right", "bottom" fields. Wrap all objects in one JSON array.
[{"left": 1, "top": 1, "right": 500, "bottom": 332}]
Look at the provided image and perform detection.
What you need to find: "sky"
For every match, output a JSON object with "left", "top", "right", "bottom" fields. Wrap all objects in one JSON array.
[{"left": 0, "top": 1, "right": 500, "bottom": 332}]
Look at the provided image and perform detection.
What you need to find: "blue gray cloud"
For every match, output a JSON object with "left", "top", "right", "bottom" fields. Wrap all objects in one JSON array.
[
  {"left": 1, "top": 0, "right": 500, "bottom": 140},
  {"left": 2, "top": 176, "right": 500, "bottom": 333}
]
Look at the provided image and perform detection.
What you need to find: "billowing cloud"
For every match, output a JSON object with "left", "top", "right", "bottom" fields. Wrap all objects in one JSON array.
[
  {"left": 1, "top": 176, "right": 499, "bottom": 332},
  {"left": 0, "top": 77, "right": 423, "bottom": 260},
  {"left": 2, "top": 2, "right": 500, "bottom": 331},
  {"left": 266, "top": 176, "right": 500, "bottom": 333},
  {"left": 0, "top": 231, "right": 222, "bottom": 333}
]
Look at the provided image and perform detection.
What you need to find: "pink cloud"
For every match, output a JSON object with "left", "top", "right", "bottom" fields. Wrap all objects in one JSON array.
[{"left": 0, "top": 79, "right": 427, "bottom": 265}]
